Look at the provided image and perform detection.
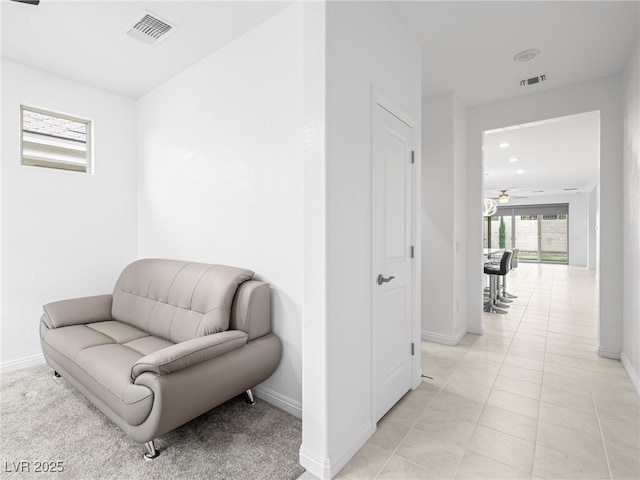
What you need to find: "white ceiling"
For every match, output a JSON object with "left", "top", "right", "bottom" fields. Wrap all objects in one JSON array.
[
  {"left": 0, "top": 0, "right": 292, "bottom": 98},
  {"left": 390, "top": 1, "right": 636, "bottom": 202},
  {"left": 483, "top": 111, "right": 600, "bottom": 199},
  {"left": 3, "top": 1, "right": 638, "bottom": 103},
  {"left": 2, "top": 0, "right": 636, "bottom": 198},
  {"left": 393, "top": 1, "right": 639, "bottom": 106}
]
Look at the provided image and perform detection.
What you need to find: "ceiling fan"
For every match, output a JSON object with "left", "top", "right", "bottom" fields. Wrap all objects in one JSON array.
[
  {"left": 487, "top": 189, "right": 528, "bottom": 204},
  {"left": 10, "top": 0, "right": 40, "bottom": 5}
]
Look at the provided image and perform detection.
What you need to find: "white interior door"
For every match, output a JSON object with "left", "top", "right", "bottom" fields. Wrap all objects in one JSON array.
[{"left": 372, "top": 103, "right": 414, "bottom": 423}]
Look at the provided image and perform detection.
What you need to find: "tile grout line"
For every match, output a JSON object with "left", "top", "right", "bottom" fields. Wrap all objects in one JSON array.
[
  {"left": 451, "top": 263, "right": 540, "bottom": 480},
  {"left": 394, "top": 329, "right": 503, "bottom": 478},
  {"left": 525, "top": 263, "right": 551, "bottom": 479},
  {"left": 371, "top": 380, "right": 444, "bottom": 479},
  {"left": 578, "top": 266, "right": 613, "bottom": 478},
  {"left": 529, "top": 264, "right": 553, "bottom": 480},
  {"left": 584, "top": 343, "right": 614, "bottom": 476},
  {"left": 540, "top": 266, "right": 612, "bottom": 478},
  {"left": 386, "top": 349, "right": 483, "bottom": 478},
  {"left": 569, "top": 265, "right": 614, "bottom": 480},
  {"left": 351, "top": 264, "right": 622, "bottom": 480}
]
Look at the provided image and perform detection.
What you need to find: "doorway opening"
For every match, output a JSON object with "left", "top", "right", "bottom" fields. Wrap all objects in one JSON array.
[{"left": 482, "top": 111, "right": 600, "bottom": 268}]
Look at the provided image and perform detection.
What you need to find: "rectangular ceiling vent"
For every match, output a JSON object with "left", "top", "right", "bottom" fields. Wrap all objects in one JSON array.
[
  {"left": 126, "top": 11, "right": 177, "bottom": 46},
  {"left": 519, "top": 73, "right": 548, "bottom": 87}
]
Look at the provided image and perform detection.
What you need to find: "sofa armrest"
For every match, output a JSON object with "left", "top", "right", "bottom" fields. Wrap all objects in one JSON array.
[
  {"left": 230, "top": 281, "right": 271, "bottom": 341},
  {"left": 41, "top": 294, "right": 113, "bottom": 329},
  {"left": 131, "top": 330, "right": 248, "bottom": 379}
]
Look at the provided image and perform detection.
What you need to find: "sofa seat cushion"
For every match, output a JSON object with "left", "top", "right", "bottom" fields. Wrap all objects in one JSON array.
[
  {"left": 84, "top": 321, "right": 150, "bottom": 344},
  {"left": 124, "top": 335, "right": 175, "bottom": 355},
  {"left": 44, "top": 324, "right": 121, "bottom": 360},
  {"left": 41, "top": 320, "right": 175, "bottom": 426}
]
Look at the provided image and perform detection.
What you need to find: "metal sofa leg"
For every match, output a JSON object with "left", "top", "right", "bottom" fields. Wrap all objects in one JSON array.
[
  {"left": 245, "top": 389, "right": 256, "bottom": 405},
  {"left": 143, "top": 440, "right": 159, "bottom": 460}
]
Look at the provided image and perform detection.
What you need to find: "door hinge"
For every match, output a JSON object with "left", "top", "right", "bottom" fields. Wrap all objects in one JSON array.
[
  {"left": 411, "top": 342, "right": 415, "bottom": 356},
  {"left": 411, "top": 151, "right": 415, "bottom": 164},
  {"left": 410, "top": 245, "right": 414, "bottom": 258}
]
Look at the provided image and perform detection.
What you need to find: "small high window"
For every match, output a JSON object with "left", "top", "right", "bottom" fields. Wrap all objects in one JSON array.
[{"left": 21, "top": 106, "right": 92, "bottom": 173}]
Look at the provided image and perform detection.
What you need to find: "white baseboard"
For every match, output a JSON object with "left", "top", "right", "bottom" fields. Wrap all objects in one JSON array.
[
  {"left": 0, "top": 353, "right": 45, "bottom": 374},
  {"left": 620, "top": 351, "right": 640, "bottom": 399},
  {"left": 421, "top": 328, "right": 467, "bottom": 346},
  {"left": 299, "top": 447, "right": 329, "bottom": 480},
  {"left": 467, "top": 325, "right": 484, "bottom": 335},
  {"left": 328, "top": 423, "right": 375, "bottom": 477},
  {"left": 300, "top": 422, "right": 375, "bottom": 480},
  {"left": 253, "top": 385, "right": 302, "bottom": 419},
  {"left": 598, "top": 346, "right": 621, "bottom": 359}
]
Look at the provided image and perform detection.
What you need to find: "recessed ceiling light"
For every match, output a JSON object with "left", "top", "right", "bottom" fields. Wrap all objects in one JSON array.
[
  {"left": 513, "top": 48, "right": 540, "bottom": 62},
  {"left": 509, "top": 157, "right": 518, "bottom": 163},
  {"left": 499, "top": 142, "right": 510, "bottom": 149},
  {"left": 517, "top": 169, "right": 524, "bottom": 174}
]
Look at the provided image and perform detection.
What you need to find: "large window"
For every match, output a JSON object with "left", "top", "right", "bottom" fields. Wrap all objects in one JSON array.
[
  {"left": 487, "top": 204, "right": 569, "bottom": 264},
  {"left": 21, "top": 106, "right": 92, "bottom": 173}
]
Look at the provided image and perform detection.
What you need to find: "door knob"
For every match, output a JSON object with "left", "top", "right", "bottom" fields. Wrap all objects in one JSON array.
[{"left": 377, "top": 274, "right": 395, "bottom": 285}]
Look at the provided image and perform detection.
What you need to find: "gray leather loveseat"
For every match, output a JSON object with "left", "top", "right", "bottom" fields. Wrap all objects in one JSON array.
[{"left": 39, "top": 258, "right": 281, "bottom": 459}]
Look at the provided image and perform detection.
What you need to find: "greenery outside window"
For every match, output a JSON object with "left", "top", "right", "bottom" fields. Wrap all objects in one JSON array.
[
  {"left": 21, "top": 106, "right": 92, "bottom": 173},
  {"left": 488, "top": 203, "right": 569, "bottom": 263}
]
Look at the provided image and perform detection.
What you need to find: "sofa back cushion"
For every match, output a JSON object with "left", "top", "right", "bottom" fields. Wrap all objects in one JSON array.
[{"left": 112, "top": 259, "right": 253, "bottom": 343}]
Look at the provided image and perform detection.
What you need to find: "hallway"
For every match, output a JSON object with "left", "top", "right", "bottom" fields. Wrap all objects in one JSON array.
[{"left": 338, "top": 263, "right": 640, "bottom": 479}]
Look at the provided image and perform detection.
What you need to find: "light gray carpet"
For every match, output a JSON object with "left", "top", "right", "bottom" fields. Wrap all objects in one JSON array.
[{"left": 1, "top": 364, "right": 304, "bottom": 479}]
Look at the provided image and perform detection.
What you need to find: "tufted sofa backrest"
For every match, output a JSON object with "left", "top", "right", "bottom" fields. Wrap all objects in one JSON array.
[{"left": 112, "top": 259, "right": 254, "bottom": 343}]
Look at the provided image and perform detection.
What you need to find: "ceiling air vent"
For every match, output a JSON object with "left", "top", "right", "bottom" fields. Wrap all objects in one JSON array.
[
  {"left": 519, "top": 73, "right": 548, "bottom": 87},
  {"left": 126, "top": 11, "right": 177, "bottom": 46}
]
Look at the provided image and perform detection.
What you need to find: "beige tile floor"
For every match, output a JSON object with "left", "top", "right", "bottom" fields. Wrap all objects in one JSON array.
[{"left": 336, "top": 263, "right": 640, "bottom": 480}]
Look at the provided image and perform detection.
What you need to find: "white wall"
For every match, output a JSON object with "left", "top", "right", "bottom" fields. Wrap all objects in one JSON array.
[
  {"left": 300, "top": 0, "right": 329, "bottom": 472},
  {"left": 0, "top": 60, "right": 138, "bottom": 370},
  {"left": 588, "top": 186, "right": 598, "bottom": 271},
  {"left": 422, "top": 95, "right": 455, "bottom": 342},
  {"left": 300, "top": 2, "right": 422, "bottom": 478},
  {"left": 421, "top": 93, "right": 468, "bottom": 344},
  {"left": 621, "top": 36, "right": 640, "bottom": 395},
  {"left": 136, "top": 4, "right": 303, "bottom": 414},
  {"left": 467, "top": 76, "right": 623, "bottom": 359},
  {"left": 504, "top": 193, "right": 589, "bottom": 267},
  {"left": 453, "top": 96, "right": 468, "bottom": 338}
]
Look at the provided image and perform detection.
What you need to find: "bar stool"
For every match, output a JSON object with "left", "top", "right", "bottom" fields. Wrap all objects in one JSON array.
[
  {"left": 501, "top": 248, "right": 518, "bottom": 299},
  {"left": 488, "top": 249, "right": 519, "bottom": 302},
  {"left": 484, "top": 250, "right": 513, "bottom": 314},
  {"left": 484, "top": 251, "right": 510, "bottom": 302}
]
